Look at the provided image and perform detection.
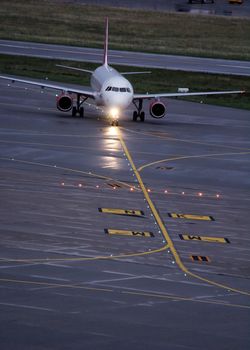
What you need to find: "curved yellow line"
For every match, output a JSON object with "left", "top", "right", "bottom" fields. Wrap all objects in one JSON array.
[
  {"left": 0, "top": 277, "right": 248, "bottom": 309},
  {"left": 0, "top": 244, "right": 168, "bottom": 263},
  {"left": 118, "top": 129, "right": 250, "bottom": 297},
  {"left": 0, "top": 157, "right": 140, "bottom": 191},
  {"left": 138, "top": 151, "right": 250, "bottom": 172}
]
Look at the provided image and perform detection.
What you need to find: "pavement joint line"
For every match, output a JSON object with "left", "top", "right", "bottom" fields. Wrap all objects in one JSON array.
[
  {"left": 118, "top": 128, "right": 250, "bottom": 297},
  {"left": 137, "top": 151, "right": 250, "bottom": 172},
  {"left": 0, "top": 139, "right": 106, "bottom": 151},
  {"left": 120, "top": 127, "right": 250, "bottom": 152},
  {"left": 121, "top": 290, "right": 250, "bottom": 309},
  {"left": 0, "top": 278, "right": 113, "bottom": 293},
  {"left": 0, "top": 244, "right": 169, "bottom": 263},
  {"left": 0, "top": 277, "right": 249, "bottom": 310}
]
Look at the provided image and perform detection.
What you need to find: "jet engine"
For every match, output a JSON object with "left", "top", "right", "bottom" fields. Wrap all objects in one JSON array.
[
  {"left": 56, "top": 93, "right": 73, "bottom": 112},
  {"left": 150, "top": 100, "right": 166, "bottom": 118}
]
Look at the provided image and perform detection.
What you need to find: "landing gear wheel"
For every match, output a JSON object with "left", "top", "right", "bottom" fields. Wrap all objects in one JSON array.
[
  {"left": 133, "top": 111, "right": 138, "bottom": 122},
  {"left": 140, "top": 111, "right": 145, "bottom": 122},
  {"left": 72, "top": 106, "right": 77, "bottom": 117},
  {"left": 79, "top": 107, "right": 84, "bottom": 118},
  {"left": 111, "top": 120, "right": 119, "bottom": 126}
]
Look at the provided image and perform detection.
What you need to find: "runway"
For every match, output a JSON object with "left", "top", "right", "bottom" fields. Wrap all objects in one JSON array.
[
  {"left": 0, "top": 80, "right": 250, "bottom": 349},
  {"left": 1, "top": 39, "right": 250, "bottom": 76}
]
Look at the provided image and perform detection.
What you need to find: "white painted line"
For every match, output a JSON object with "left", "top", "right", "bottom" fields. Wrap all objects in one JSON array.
[
  {"left": 0, "top": 302, "right": 56, "bottom": 312},
  {"left": 219, "top": 64, "right": 250, "bottom": 70}
]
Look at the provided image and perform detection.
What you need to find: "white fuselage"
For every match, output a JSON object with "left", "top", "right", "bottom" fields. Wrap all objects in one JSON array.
[{"left": 90, "top": 65, "right": 133, "bottom": 112}]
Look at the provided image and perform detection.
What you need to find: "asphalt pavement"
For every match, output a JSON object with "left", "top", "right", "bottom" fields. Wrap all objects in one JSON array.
[
  {"left": 1, "top": 39, "right": 250, "bottom": 76},
  {"left": 0, "top": 79, "right": 249, "bottom": 349}
]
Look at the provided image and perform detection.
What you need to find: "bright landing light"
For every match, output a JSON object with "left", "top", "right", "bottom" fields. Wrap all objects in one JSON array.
[{"left": 109, "top": 107, "right": 120, "bottom": 118}]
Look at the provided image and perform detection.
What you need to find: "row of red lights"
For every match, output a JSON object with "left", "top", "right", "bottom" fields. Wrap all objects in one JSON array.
[{"left": 60, "top": 182, "right": 221, "bottom": 198}]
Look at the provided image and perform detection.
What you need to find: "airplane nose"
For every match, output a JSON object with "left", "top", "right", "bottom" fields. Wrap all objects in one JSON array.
[
  {"left": 105, "top": 93, "right": 132, "bottom": 109},
  {"left": 117, "top": 94, "right": 133, "bottom": 108}
]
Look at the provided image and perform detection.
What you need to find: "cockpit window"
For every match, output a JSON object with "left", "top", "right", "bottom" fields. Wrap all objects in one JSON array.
[{"left": 106, "top": 86, "right": 131, "bottom": 93}]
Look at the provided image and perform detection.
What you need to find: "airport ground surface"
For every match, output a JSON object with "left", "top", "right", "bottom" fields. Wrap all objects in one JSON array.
[
  {"left": 1, "top": 39, "right": 250, "bottom": 77},
  {"left": 0, "top": 80, "right": 250, "bottom": 349}
]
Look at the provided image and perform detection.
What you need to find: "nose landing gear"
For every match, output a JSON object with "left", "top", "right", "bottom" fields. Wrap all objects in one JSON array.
[{"left": 111, "top": 119, "right": 119, "bottom": 126}]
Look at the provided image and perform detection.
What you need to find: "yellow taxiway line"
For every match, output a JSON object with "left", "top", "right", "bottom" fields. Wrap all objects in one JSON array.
[
  {"left": 0, "top": 244, "right": 168, "bottom": 264},
  {"left": 0, "top": 156, "right": 140, "bottom": 191},
  {"left": 138, "top": 151, "right": 250, "bottom": 172},
  {"left": 0, "top": 277, "right": 249, "bottom": 309},
  {"left": 118, "top": 128, "right": 250, "bottom": 297}
]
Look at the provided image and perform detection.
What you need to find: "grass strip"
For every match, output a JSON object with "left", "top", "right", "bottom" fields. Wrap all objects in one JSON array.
[
  {"left": 0, "top": 0, "right": 250, "bottom": 60},
  {"left": 0, "top": 54, "right": 249, "bottom": 110}
]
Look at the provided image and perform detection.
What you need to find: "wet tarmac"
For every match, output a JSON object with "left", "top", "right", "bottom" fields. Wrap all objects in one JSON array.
[{"left": 0, "top": 80, "right": 250, "bottom": 349}]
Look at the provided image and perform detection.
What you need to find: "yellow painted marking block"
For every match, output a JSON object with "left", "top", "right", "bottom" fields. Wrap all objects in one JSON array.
[
  {"left": 104, "top": 229, "right": 154, "bottom": 237},
  {"left": 99, "top": 208, "right": 144, "bottom": 216},
  {"left": 168, "top": 213, "right": 214, "bottom": 221},
  {"left": 191, "top": 255, "right": 210, "bottom": 262},
  {"left": 179, "top": 234, "right": 230, "bottom": 243}
]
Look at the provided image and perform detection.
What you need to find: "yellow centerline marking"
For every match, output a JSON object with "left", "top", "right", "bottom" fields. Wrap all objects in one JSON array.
[
  {"left": 138, "top": 151, "right": 250, "bottom": 172},
  {"left": 118, "top": 128, "right": 250, "bottom": 297},
  {"left": 0, "top": 244, "right": 168, "bottom": 263}
]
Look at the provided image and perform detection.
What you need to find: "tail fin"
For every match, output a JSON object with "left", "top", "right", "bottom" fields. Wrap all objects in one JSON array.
[{"left": 103, "top": 17, "right": 109, "bottom": 67}]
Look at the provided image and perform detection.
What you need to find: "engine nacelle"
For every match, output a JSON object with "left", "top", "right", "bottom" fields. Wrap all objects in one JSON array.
[
  {"left": 150, "top": 100, "right": 166, "bottom": 118},
  {"left": 56, "top": 93, "right": 73, "bottom": 112}
]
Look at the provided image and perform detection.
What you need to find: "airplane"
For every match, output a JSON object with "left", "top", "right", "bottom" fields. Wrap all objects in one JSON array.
[{"left": 0, "top": 18, "right": 245, "bottom": 126}]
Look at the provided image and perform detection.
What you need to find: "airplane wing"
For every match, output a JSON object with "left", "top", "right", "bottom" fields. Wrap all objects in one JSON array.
[
  {"left": 0, "top": 74, "right": 95, "bottom": 98},
  {"left": 133, "top": 90, "right": 245, "bottom": 100}
]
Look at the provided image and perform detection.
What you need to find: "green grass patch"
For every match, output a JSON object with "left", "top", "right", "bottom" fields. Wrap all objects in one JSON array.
[
  {"left": 0, "top": 0, "right": 250, "bottom": 60},
  {"left": 0, "top": 54, "right": 249, "bottom": 110}
]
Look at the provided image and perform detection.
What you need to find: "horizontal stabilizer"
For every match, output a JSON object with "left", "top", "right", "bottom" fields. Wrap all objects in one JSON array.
[{"left": 56, "top": 64, "right": 93, "bottom": 74}]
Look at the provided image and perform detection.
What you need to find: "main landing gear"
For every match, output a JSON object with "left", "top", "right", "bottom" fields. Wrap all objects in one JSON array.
[
  {"left": 72, "top": 94, "right": 88, "bottom": 117},
  {"left": 132, "top": 99, "right": 145, "bottom": 122}
]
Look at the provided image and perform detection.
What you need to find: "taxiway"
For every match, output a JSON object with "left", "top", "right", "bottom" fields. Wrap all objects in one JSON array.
[{"left": 0, "top": 80, "right": 250, "bottom": 349}]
